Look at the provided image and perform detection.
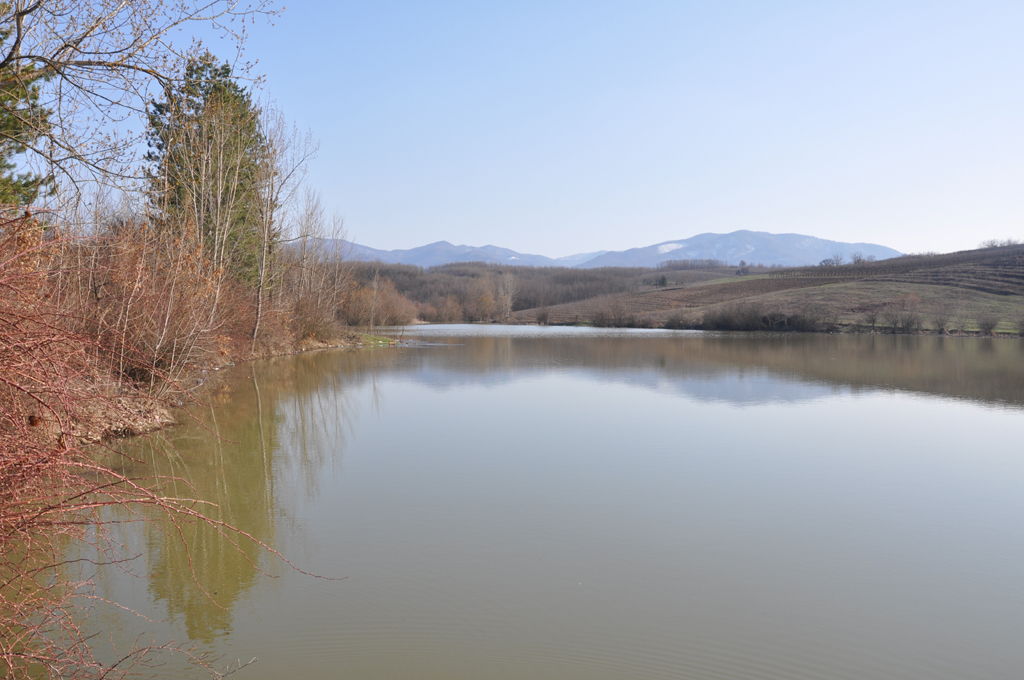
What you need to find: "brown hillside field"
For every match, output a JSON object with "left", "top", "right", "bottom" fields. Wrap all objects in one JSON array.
[{"left": 513, "top": 245, "right": 1024, "bottom": 333}]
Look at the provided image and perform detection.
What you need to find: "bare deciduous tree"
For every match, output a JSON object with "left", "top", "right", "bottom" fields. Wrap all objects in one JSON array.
[
  {"left": 494, "top": 272, "right": 517, "bottom": 321},
  {"left": 931, "top": 303, "right": 951, "bottom": 335},
  {"left": 284, "top": 189, "right": 354, "bottom": 340},
  {"left": 251, "top": 108, "right": 316, "bottom": 350},
  {"left": 0, "top": 0, "right": 277, "bottom": 185}
]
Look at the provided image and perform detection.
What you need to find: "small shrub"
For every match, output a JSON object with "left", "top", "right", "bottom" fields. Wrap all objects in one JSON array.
[
  {"left": 700, "top": 304, "right": 822, "bottom": 332},
  {"left": 591, "top": 301, "right": 636, "bottom": 328},
  {"left": 976, "top": 315, "right": 999, "bottom": 336},
  {"left": 898, "top": 312, "right": 922, "bottom": 333},
  {"left": 663, "top": 314, "right": 692, "bottom": 330},
  {"left": 882, "top": 307, "right": 922, "bottom": 334},
  {"left": 293, "top": 293, "right": 338, "bottom": 341},
  {"left": 861, "top": 309, "right": 879, "bottom": 330},
  {"left": 701, "top": 304, "right": 763, "bottom": 331}
]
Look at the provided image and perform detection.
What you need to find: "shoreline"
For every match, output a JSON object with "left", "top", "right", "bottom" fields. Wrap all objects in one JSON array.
[
  {"left": 421, "top": 320, "right": 1024, "bottom": 338},
  {"left": 91, "top": 331, "right": 400, "bottom": 444}
]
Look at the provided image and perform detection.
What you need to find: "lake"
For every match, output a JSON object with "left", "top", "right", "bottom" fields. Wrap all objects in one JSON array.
[{"left": 89, "top": 326, "right": 1024, "bottom": 679}]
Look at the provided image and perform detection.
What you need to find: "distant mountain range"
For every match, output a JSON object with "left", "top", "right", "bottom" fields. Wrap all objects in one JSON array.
[
  {"left": 328, "top": 230, "right": 901, "bottom": 268},
  {"left": 577, "top": 231, "right": 901, "bottom": 268},
  {"left": 335, "top": 239, "right": 585, "bottom": 268}
]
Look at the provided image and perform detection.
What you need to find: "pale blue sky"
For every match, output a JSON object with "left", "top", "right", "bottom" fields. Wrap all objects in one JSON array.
[{"left": 241, "top": 1, "right": 1023, "bottom": 256}]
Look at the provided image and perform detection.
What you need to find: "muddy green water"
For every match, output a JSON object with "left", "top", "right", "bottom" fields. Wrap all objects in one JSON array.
[{"left": 91, "top": 327, "right": 1024, "bottom": 679}]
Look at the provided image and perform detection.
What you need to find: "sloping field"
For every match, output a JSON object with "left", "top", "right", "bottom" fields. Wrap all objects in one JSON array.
[
  {"left": 513, "top": 277, "right": 832, "bottom": 324},
  {"left": 771, "top": 245, "right": 1024, "bottom": 295},
  {"left": 513, "top": 245, "right": 1024, "bottom": 331}
]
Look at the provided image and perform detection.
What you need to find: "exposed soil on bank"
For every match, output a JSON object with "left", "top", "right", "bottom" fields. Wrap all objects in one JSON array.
[{"left": 81, "top": 331, "right": 398, "bottom": 444}]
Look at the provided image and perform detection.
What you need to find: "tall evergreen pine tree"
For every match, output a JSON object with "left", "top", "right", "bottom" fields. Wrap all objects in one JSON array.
[{"left": 0, "top": 4, "right": 52, "bottom": 206}]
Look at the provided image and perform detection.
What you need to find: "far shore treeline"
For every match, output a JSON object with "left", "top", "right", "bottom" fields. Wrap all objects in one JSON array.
[{"left": 347, "top": 245, "right": 1024, "bottom": 334}]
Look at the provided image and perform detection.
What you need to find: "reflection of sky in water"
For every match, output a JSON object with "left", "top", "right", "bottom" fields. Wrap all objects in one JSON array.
[
  {"left": 373, "top": 328, "right": 1024, "bottom": 409},
  {"left": 387, "top": 324, "right": 703, "bottom": 339},
  {"left": 401, "top": 360, "right": 848, "bottom": 405}
]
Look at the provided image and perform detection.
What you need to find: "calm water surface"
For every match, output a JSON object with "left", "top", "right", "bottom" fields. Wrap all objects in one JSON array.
[{"left": 93, "top": 326, "right": 1024, "bottom": 679}]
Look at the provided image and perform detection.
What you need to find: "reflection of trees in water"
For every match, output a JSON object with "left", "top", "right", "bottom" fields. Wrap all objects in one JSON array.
[
  {"left": 278, "top": 351, "right": 366, "bottom": 496},
  {"left": 123, "top": 349, "right": 396, "bottom": 642},
  {"left": 392, "top": 334, "right": 1024, "bottom": 408},
  {"left": 135, "top": 380, "right": 278, "bottom": 642}
]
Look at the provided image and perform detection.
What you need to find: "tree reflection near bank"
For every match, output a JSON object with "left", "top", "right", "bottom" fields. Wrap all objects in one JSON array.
[{"left": 118, "top": 348, "right": 395, "bottom": 641}]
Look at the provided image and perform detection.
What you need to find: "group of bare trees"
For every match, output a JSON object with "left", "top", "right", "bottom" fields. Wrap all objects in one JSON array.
[
  {"left": 0, "top": 2, "right": 380, "bottom": 677},
  {"left": 345, "top": 264, "right": 516, "bottom": 324},
  {"left": 346, "top": 261, "right": 673, "bottom": 323},
  {"left": 282, "top": 191, "right": 354, "bottom": 339}
]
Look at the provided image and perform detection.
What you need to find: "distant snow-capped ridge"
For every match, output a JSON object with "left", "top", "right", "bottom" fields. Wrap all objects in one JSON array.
[
  {"left": 577, "top": 230, "right": 901, "bottom": 268},
  {"left": 320, "top": 230, "right": 901, "bottom": 268}
]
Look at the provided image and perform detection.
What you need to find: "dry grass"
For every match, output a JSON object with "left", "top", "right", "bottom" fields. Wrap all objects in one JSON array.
[{"left": 513, "top": 246, "right": 1024, "bottom": 333}]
